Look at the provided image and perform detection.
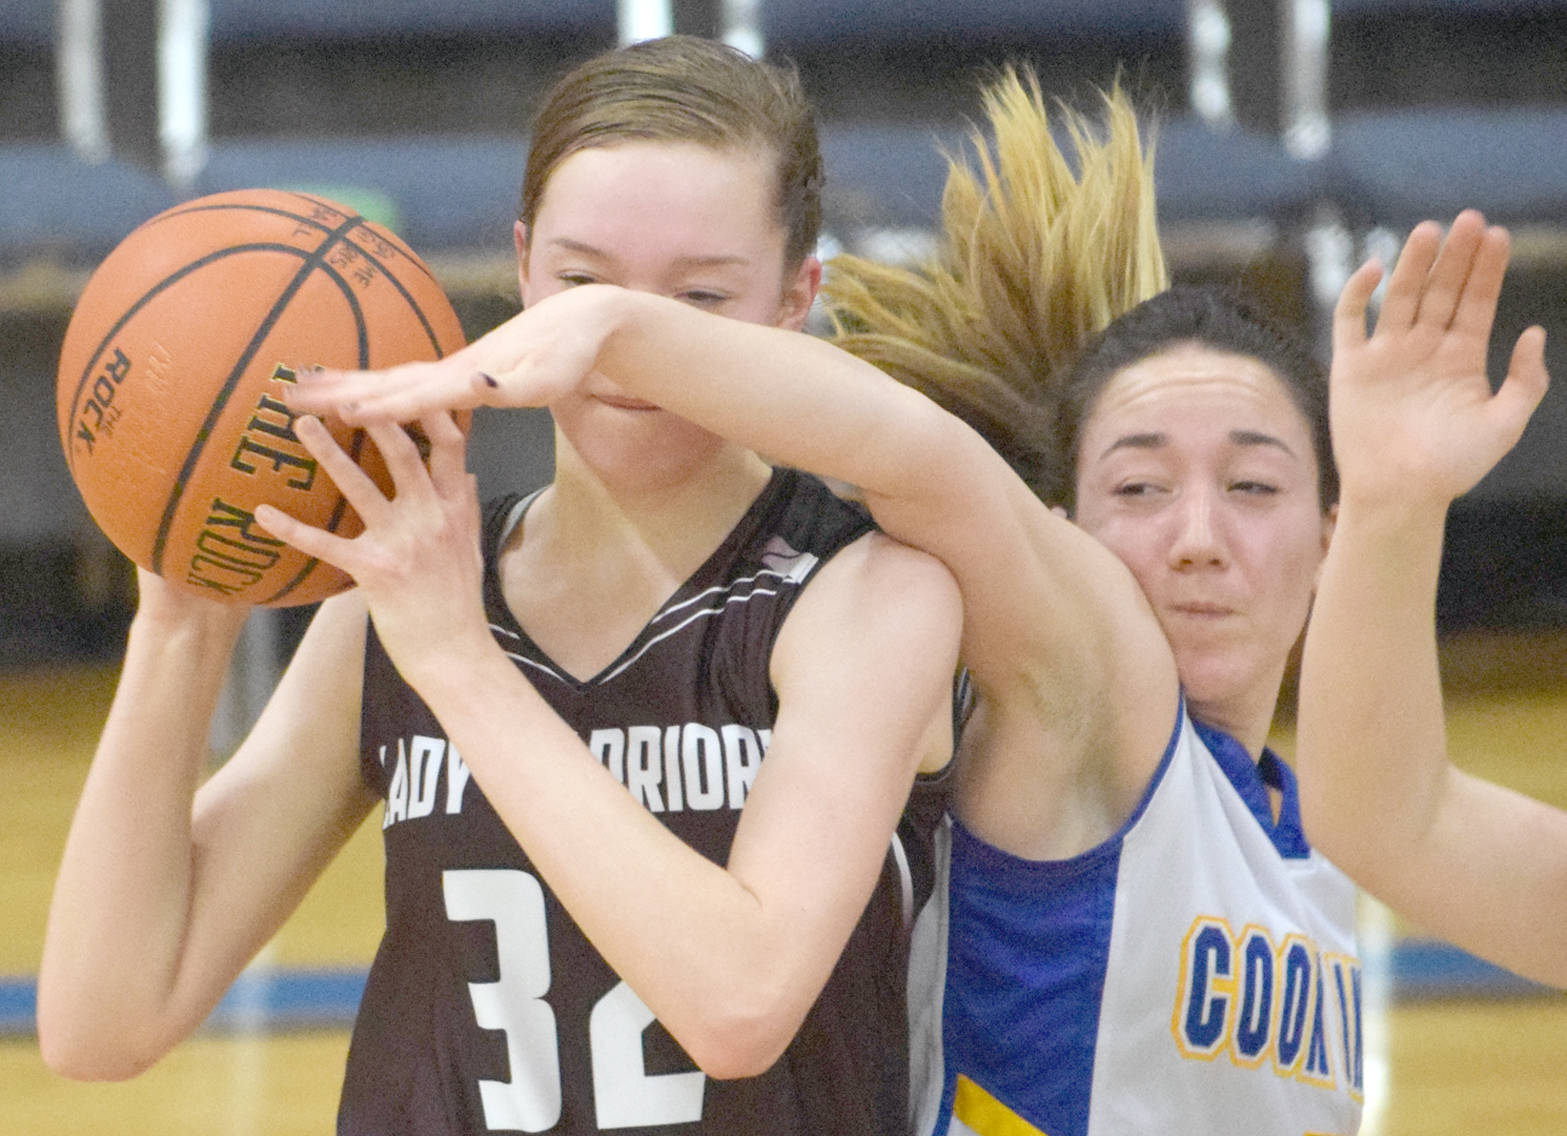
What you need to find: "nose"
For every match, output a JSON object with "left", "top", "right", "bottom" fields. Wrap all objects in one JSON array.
[{"left": 1167, "top": 487, "right": 1227, "bottom": 570}]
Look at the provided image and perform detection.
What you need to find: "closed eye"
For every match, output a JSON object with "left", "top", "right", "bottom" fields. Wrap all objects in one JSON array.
[
  {"left": 676, "top": 289, "right": 730, "bottom": 308},
  {"left": 1230, "top": 480, "right": 1279, "bottom": 495}
]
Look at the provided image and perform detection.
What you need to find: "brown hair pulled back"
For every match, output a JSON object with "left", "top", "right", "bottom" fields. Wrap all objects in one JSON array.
[{"left": 521, "top": 35, "right": 823, "bottom": 269}]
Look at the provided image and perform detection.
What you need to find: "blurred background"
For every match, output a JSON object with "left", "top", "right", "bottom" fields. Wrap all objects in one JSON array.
[{"left": 3, "top": 1, "right": 1566, "bottom": 1132}]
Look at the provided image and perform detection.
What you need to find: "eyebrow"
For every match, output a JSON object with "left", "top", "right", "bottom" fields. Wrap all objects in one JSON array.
[
  {"left": 1098, "top": 429, "right": 1297, "bottom": 460},
  {"left": 545, "top": 237, "right": 751, "bottom": 270}
]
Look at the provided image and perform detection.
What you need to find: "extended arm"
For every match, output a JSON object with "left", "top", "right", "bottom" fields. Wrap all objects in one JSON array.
[
  {"left": 1296, "top": 210, "right": 1566, "bottom": 986},
  {"left": 38, "top": 581, "right": 377, "bottom": 1077},
  {"left": 288, "top": 286, "right": 1179, "bottom": 852}
]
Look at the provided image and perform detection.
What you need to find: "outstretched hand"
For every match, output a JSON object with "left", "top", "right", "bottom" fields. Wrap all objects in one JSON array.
[
  {"left": 283, "top": 285, "right": 624, "bottom": 425},
  {"left": 1331, "top": 209, "right": 1549, "bottom": 509}
]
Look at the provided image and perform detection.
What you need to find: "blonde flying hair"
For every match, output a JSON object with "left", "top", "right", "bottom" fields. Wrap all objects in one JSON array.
[{"left": 824, "top": 67, "right": 1168, "bottom": 501}]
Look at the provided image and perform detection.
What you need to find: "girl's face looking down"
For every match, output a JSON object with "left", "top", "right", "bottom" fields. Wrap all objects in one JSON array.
[
  {"left": 1072, "top": 344, "right": 1334, "bottom": 734},
  {"left": 517, "top": 140, "right": 820, "bottom": 485}
]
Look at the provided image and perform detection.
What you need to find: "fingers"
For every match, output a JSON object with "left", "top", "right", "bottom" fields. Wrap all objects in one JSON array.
[
  {"left": 1376, "top": 219, "right": 1443, "bottom": 332},
  {"left": 250, "top": 416, "right": 372, "bottom": 567},
  {"left": 363, "top": 418, "right": 443, "bottom": 510},
  {"left": 1333, "top": 257, "right": 1384, "bottom": 358},
  {"left": 253, "top": 500, "right": 340, "bottom": 566},
  {"left": 1491, "top": 326, "right": 1551, "bottom": 440},
  {"left": 1412, "top": 209, "right": 1487, "bottom": 331},
  {"left": 280, "top": 366, "right": 384, "bottom": 415},
  {"left": 279, "top": 297, "right": 593, "bottom": 424},
  {"left": 422, "top": 412, "right": 471, "bottom": 498},
  {"left": 282, "top": 358, "right": 484, "bottom": 426},
  {"left": 295, "top": 414, "right": 397, "bottom": 526},
  {"left": 1376, "top": 211, "right": 1507, "bottom": 341},
  {"left": 288, "top": 414, "right": 457, "bottom": 522},
  {"left": 255, "top": 412, "right": 473, "bottom": 594},
  {"left": 1449, "top": 224, "right": 1511, "bottom": 349}
]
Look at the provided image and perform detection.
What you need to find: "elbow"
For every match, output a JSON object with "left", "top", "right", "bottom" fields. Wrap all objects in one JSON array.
[
  {"left": 685, "top": 1023, "right": 793, "bottom": 1082},
  {"left": 35, "top": 991, "right": 169, "bottom": 1081},
  {"left": 675, "top": 982, "right": 803, "bottom": 1081},
  {"left": 38, "top": 1019, "right": 163, "bottom": 1082}
]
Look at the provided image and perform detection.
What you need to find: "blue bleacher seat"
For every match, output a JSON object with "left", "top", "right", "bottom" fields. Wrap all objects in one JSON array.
[
  {"left": 1331, "top": 0, "right": 1567, "bottom": 14},
  {"left": 207, "top": 0, "right": 616, "bottom": 43},
  {"left": 816, "top": 116, "right": 1328, "bottom": 240},
  {"left": 192, "top": 134, "right": 529, "bottom": 255},
  {"left": 761, "top": 0, "right": 1318, "bottom": 253},
  {"left": 0, "top": 0, "right": 52, "bottom": 45},
  {"left": 0, "top": 144, "right": 180, "bottom": 265},
  {"left": 762, "top": 0, "right": 1185, "bottom": 47},
  {"left": 1152, "top": 119, "right": 1329, "bottom": 224},
  {"left": 1328, "top": 106, "right": 1567, "bottom": 227}
]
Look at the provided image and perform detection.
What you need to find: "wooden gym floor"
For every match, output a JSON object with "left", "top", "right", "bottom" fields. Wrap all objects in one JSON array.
[{"left": 2, "top": 631, "right": 1565, "bottom": 1134}]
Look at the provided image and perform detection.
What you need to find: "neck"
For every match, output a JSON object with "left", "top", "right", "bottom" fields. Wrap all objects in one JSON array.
[
  {"left": 531, "top": 432, "right": 774, "bottom": 580},
  {"left": 496, "top": 435, "right": 777, "bottom": 680},
  {"left": 1188, "top": 680, "right": 1282, "bottom": 761}
]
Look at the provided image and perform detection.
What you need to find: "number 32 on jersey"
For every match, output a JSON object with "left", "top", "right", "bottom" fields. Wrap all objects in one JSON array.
[{"left": 443, "top": 868, "right": 706, "bottom": 1132}]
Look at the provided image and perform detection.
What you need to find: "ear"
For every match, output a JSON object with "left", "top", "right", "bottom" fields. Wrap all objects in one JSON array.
[
  {"left": 514, "top": 220, "right": 532, "bottom": 305},
  {"left": 1314, "top": 502, "right": 1339, "bottom": 588},
  {"left": 775, "top": 255, "right": 823, "bottom": 331}
]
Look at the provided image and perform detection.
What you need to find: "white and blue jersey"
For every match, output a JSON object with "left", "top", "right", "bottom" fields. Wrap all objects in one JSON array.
[{"left": 916, "top": 704, "right": 1362, "bottom": 1136}]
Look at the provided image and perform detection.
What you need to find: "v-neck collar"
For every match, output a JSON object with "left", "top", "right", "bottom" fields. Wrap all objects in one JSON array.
[
  {"left": 1192, "top": 715, "right": 1312, "bottom": 860},
  {"left": 484, "top": 468, "right": 791, "bottom": 690}
]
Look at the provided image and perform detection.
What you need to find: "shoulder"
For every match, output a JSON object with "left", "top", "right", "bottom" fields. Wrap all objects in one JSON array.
[
  {"left": 480, "top": 491, "right": 532, "bottom": 557},
  {"left": 814, "top": 527, "right": 960, "bottom": 608},
  {"left": 768, "top": 531, "right": 961, "bottom": 777},
  {"left": 777, "top": 529, "right": 962, "bottom": 665},
  {"left": 865, "top": 527, "right": 961, "bottom": 595}
]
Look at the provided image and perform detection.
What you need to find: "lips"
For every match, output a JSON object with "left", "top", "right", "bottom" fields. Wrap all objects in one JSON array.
[{"left": 1169, "top": 601, "right": 1235, "bottom": 618}]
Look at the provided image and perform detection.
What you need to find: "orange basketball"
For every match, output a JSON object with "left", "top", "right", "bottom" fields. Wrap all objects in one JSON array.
[{"left": 56, "top": 188, "right": 467, "bottom": 607}]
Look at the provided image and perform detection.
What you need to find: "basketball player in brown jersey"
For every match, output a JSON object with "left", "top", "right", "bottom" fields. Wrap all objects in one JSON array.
[{"left": 39, "top": 37, "right": 962, "bottom": 1135}]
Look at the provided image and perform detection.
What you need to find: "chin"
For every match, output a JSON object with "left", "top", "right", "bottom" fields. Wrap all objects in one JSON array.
[
  {"left": 590, "top": 447, "right": 712, "bottom": 492},
  {"left": 563, "top": 415, "right": 726, "bottom": 488},
  {"left": 1171, "top": 652, "right": 1250, "bottom": 710}
]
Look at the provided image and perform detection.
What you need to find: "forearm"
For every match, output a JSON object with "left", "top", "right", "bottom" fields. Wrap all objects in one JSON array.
[
  {"left": 39, "top": 604, "right": 247, "bottom": 1073},
  {"left": 413, "top": 620, "right": 922, "bottom": 1078},
  {"left": 416, "top": 644, "right": 803, "bottom": 1066},
  {"left": 1301, "top": 497, "right": 1567, "bottom": 985},
  {"left": 587, "top": 287, "right": 950, "bottom": 500},
  {"left": 590, "top": 291, "right": 1176, "bottom": 748},
  {"left": 1296, "top": 493, "right": 1450, "bottom": 874}
]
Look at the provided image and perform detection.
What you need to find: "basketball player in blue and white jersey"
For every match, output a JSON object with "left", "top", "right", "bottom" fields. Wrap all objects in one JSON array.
[
  {"left": 38, "top": 37, "right": 963, "bottom": 1135},
  {"left": 1295, "top": 210, "right": 1562, "bottom": 988},
  {"left": 291, "top": 69, "right": 1391, "bottom": 1134}
]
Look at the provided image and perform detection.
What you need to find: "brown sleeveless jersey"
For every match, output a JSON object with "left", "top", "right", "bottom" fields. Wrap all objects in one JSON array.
[{"left": 340, "top": 467, "right": 949, "bottom": 1135}]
